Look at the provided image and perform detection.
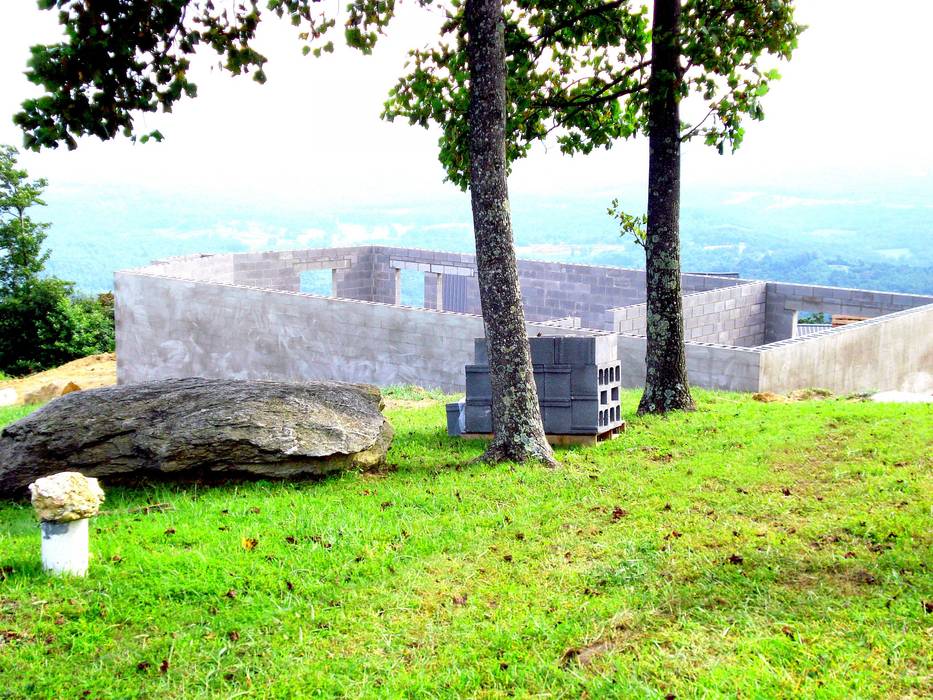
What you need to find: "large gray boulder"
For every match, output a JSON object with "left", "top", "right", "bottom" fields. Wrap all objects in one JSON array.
[{"left": 0, "top": 378, "right": 393, "bottom": 496}]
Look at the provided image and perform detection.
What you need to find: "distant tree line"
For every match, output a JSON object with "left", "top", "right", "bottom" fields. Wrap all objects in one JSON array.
[{"left": 0, "top": 145, "right": 114, "bottom": 377}]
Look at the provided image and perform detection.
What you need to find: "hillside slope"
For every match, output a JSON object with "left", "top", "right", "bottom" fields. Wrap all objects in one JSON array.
[{"left": 0, "top": 390, "right": 930, "bottom": 697}]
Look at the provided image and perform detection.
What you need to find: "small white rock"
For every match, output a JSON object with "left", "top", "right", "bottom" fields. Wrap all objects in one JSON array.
[{"left": 28, "top": 472, "right": 105, "bottom": 522}]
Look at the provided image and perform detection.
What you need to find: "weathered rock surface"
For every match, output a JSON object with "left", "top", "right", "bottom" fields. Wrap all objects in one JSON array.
[
  {"left": 29, "top": 472, "right": 105, "bottom": 522},
  {"left": 0, "top": 378, "right": 394, "bottom": 496}
]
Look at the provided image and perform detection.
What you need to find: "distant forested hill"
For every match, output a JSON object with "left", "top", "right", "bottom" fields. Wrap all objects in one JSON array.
[{"left": 40, "top": 184, "right": 932, "bottom": 296}]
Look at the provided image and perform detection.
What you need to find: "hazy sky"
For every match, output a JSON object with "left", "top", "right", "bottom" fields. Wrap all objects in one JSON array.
[{"left": 1, "top": 0, "right": 932, "bottom": 208}]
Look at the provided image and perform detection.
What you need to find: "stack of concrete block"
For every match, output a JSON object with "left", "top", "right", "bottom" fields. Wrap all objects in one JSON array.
[{"left": 447, "top": 336, "right": 624, "bottom": 437}]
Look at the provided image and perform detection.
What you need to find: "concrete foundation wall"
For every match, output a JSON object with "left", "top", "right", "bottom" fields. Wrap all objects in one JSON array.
[
  {"left": 613, "top": 282, "right": 767, "bottom": 347},
  {"left": 136, "top": 253, "right": 237, "bottom": 283},
  {"left": 145, "top": 248, "right": 373, "bottom": 299},
  {"left": 231, "top": 247, "right": 368, "bottom": 299},
  {"left": 763, "top": 281, "right": 932, "bottom": 343},
  {"left": 371, "top": 246, "right": 751, "bottom": 329},
  {"left": 616, "top": 335, "right": 761, "bottom": 392},
  {"left": 115, "top": 272, "right": 600, "bottom": 393},
  {"left": 758, "top": 304, "right": 933, "bottom": 394},
  {"left": 147, "top": 246, "right": 757, "bottom": 331},
  {"left": 119, "top": 245, "right": 931, "bottom": 396}
]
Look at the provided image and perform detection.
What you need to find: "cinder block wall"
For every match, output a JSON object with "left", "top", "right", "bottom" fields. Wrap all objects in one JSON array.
[
  {"left": 764, "top": 282, "right": 932, "bottom": 343},
  {"left": 615, "top": 335, "right": 762, "bottom": 392},
  {"left": 228, "top": 247, "right": 371, "bottom": 298},
  {"left": 370, "top": 246, "right": 751, "bottom": 329},
  {"left": 758, "top": 303, "right": 933, "bottom": 394},
  {"left": 134, "top": 253, "right": 237, "bottom": 283},
  {"left": 613, "top": 282, "right": 767, "bottom": 347},
  {"left": 148, "top": 246, "right": 758, "bottom": 331},
  {"left": 147, "top": 248, "right": 373, "bottom": 297},
  {"left": 121, "top": 246, "right": 931, "bottom": 396},
  {"left": 115, "top": 271, "right": 601, "bottom": 392}
]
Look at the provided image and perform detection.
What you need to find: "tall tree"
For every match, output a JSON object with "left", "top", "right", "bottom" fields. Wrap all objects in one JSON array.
[
  {"left": 465, "top": 0, "right": 554, "bottom": 463},
  {"left": 0, "top": 145, "right": 49, "bottom": 296},
  {"left": 381, "top": 0, "right": 802, "bottom": 414},
  {"left": 14, "top": 0, "right": 556, "bottom": 463},
  {"left": 14, "top": 1, "right": 802, "bottom": 424},
  {"left": 0, "top": 145, "right": 115, "bottom": 375},
  {"left": 641, "top": 0, "right": 690, "bottom": 413}
]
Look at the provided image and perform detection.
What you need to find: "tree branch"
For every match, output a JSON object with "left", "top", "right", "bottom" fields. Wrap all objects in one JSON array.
[
  {"left": 680, "top": 106, "right": 715, "bottom": 141},
  {"left": 533, "top": 1, "right": 627, "bottom": 45},
  {"left": 535, "top": 59, "right": 649, "bottom": 110}
]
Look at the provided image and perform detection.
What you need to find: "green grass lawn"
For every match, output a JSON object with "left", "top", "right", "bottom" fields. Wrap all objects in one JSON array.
[{"left": 0, "top": 391, "right": 930, "bottom": 698}]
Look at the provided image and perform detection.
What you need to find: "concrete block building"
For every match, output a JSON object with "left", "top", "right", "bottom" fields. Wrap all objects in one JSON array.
[{"left": 115, "top": 245, "right": 933, "bottom": 394}]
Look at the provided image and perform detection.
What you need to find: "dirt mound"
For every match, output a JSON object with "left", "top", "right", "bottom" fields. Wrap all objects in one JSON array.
[
  {"left": 753, "top": 388, "right": 834, "bottom": 404},
  {"left": 0, "top": 353, "right": 116, "bottom": 406}
]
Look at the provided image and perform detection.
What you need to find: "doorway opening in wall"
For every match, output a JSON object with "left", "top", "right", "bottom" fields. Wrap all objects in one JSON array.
[
  {"left": 299, "top": 269, "right": 334, "bottom": 297},
  {"left": 796, "top": 311, "right": 831, "bottom": 337},
  {"left": 399, "top": 269, "right": 425, "bottom": 308}
]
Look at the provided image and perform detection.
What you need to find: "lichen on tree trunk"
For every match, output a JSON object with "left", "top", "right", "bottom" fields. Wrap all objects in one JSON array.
[
  {"left": 638, "top": 0, "right": 696, "bottom": 415},
  {"left": 465, "top": 0, "right": 556, "bottom": 465}
]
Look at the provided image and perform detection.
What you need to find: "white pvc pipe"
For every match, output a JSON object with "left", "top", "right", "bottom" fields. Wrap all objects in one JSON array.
[{"left": 40, "top": 518, "right": 89, "bottom": 576}]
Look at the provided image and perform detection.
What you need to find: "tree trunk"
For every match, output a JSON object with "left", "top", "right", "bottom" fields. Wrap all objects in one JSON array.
[
  {"left": 638, "top": 0, "right": 696, "bottom": 415},
  {"left": 464, "top": 0, "right": 556, "bottom": 465}
]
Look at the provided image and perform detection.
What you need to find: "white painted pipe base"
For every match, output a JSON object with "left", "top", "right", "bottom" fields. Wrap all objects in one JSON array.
[{"left": 40, "top": 518, "right": 89, "bottom": 576}]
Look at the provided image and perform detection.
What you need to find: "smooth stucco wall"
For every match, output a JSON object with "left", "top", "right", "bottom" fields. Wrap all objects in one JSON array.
[
  {"left": 616, "top": 335, "right": 761, "bottom": 392},
  {"left": 764, "top": 281, "right": 932, "bottom": 343},
  {"left": 115, "top": 272, "right": 600, "bottom": 392},
  {"left": 758, "top": 304, "right": 933, "bottom": 394}
]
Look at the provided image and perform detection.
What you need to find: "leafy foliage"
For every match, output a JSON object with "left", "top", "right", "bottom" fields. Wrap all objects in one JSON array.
[
  {"left": 16, "top": 0, "right": 270, "bottom": 149},
  {"left": 797, "top": 311, "right": 828, "bottom": 325},
  {"left": 382, "top": 0, "right": 802, "bottom": 186},
  {"left": 1, "top": 145, "right": 50, "bottom": 295},
  {"left": 607, "top": 197, "right": 647, "bottom": 249},
  {"left": 0, "top": 277, "right": 77, "bottom": 375},
  {"left": 0, "top": 146, "right": 114, "bottom": 375},
  {"left": 18, "top": 2, "right": 801, "bottom": 180}
]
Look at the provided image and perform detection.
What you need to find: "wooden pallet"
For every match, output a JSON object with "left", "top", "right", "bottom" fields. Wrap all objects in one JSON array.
[
  {"left": 460, "top": 423, "right": 624, "bottom": 447},
  {"left": 831, "top": 314, "right": 869, "bottom": 327}
]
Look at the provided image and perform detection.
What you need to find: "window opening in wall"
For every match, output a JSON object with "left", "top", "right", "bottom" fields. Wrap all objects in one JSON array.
[
  {"left": 399, "top": 269, "right": 425, "bottom": 307},
  {"left": 795, "top": 310, "right": 831, "bottom": 337},
  {"left": 299, "top": 269, "right": 334, "bottom": 297}
]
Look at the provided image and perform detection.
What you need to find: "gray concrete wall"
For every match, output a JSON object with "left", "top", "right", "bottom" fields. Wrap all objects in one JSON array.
[
  {"left": 229, "top": 247, "right": 369, "bottom": 299},
  {"left": 536, "top": 316, "right": 583, "bottom": 329},
  {"left": 133, "top": 253, "right": 237, "bottom": 283},
  {"left": 147, "top": 246, "right": 757, "bottom": 332},
  {"left": 616, "top": 335, "right": 762, "bottom": 392},
  {"left": 764, "top": 281, "right": 932, "bottom": 343},
  {"left": 613, "top": 282, "right": 767, "bottom": 347},
  {"left": 372, "top": 245, "right": 751, "bottom": 329},
  {"left": 758, "top": 303, "right": 933, "bottom": 394},
  {"left": 115, "top": 271, "right": 600, "bottom": 392},
  {"left": 147, "top": 248, "right": 374, "bottom": 299},
  {"left": 120, "top": 245, "right": 931, "bottom": 396}
]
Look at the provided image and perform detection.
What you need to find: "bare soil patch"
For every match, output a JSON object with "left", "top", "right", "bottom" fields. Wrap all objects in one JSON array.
[{"left": 0, "top": 353, "right": 116, "bottom": 405}]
